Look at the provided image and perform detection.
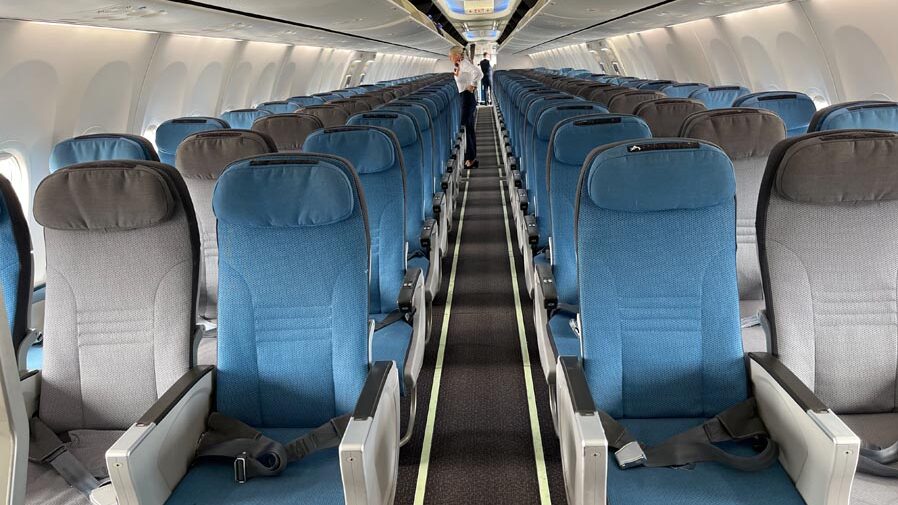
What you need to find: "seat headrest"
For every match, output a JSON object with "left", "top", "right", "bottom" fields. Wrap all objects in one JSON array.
[
  {"left": 303, "top": 126, "right": 398, "bottom": 174},
  {"left": 680, "top": 108, "right": 785, "bottom": 159},
  {"left": 608, "top": 90, "right": 667, "bottom": 113},
  {"left": 347, "top": 112, "right": 418, "bottom": 147},
  {"left": 214, "top": 154, "right": 359, "bottom": 228},
  {"left": 220, "top": 109, "right": 272, "bottom": 130},
  {"left": 257, "top": 101, "right": 298, "bottom": 114},
  {"left": 380, "top": 103, "right": 431, "bottom": 130},
  {"left": 156, "top": 117, "right": 229, "bottom": 153},
  {"left": 690, "top": 86, "right": 750, "bottom": 108},
  {"left": 808, "top": 101, "right": 898, "bottom": 132},
  {"left": 251, "top": 113, "right": 324, "bottom": 151},
  {"left": 583, "top": 139, "right": 734, "bottom": 212},
  {"left": 552, "top": 114, "right": 651, "bottom": 166},
  {"left": 176, "top": 130, "right": 276, "bottom": 179},
  {"left": 536, "top": 103, "right": 609, "bottom": 140},
  {"left": 35, "top": 161, "right": 179, "bottom": 231},
  {"left": 733, "top": 92, "right": 816, "bottom": 130},
  {"left": 287, "top": 96, "right": 326, "bottom": 107},
  {"left": 50, "top": 134, "right": 159, "bottom": 172},
  {"left": 634, "top": 98, "right": 708, "bottom": 137},
  {"left": 527, "top": 95, "right": 579, "bottom": 125},
  {"left": 298, "top": 106, "right": 350, "bottom": 127},
  {"left": 768, "top": 130, "right": 898, "bottom": 204}
]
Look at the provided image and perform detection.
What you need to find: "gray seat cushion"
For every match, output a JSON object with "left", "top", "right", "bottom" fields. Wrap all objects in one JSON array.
[
  {"left": 841, "top": 413, "right": 898, "bottom": 504},
  {"left": 26, "top": 429, "right": 123, "bottom": 505}
]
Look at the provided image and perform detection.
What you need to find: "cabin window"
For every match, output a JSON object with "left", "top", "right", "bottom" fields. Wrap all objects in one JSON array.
[
  {"left": 0, "top": 152, "right": 28, "bottom": 211},
  {"left": 344, "top": 74, "right": 353, "bottom": 88},
  {"left": 611, "top": 61, "right": 621, "bottom": 74},
  {"left": 599, "top": 62, "right": 606, "bottom": 73}
]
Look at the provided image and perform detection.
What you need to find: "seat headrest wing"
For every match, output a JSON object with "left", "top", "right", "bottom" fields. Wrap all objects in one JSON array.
[
  {"left": 303, "top": 126, "right": 398, "bottom": 174},
  {"left": 50, "top": 134, "right": 159, "bottom": 172},
  {"left": 213, "top": 154, "right": 358, "bottom": 228},
  {"left": 176, "top": 130, "right": 276, "bottom": 179},
  {"left": 583, "top": 139, "right": 734, "bottom": 212},
  {"left": 348, "top": 113, "right": 418, "bottom": 147},
  {"left": 680, "top": 108, "right": 785, "bottom": 159},
  {"left": 35, "top": 161, "right": 177, "bottom": 230},
  {"left": 552, "top": 114, "right": 651, "bottom": 166}
]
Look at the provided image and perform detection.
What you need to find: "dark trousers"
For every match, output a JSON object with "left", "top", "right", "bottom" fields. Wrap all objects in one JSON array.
[
  {"left": 460, "top": 90, "right": 477, "bottom": 162},
  {"left": 481, "top": 80, "right": 491, "bottom": 104}
]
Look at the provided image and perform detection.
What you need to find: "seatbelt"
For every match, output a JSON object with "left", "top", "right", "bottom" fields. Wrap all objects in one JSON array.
[
  {"left": 29, "top": 417, "right": 109, "bottom": 496},
  {"left": 600, "top": 398, "right": 779, "bottom": 472},
  {"left": 195, "top": 412, "right": 351, "bottom": 483},
  {"left": 857, "top": 440, "right": 898, "bottom": 477},
  {"left": 374, "top": 310, "right": 411, "bottom": 331}
]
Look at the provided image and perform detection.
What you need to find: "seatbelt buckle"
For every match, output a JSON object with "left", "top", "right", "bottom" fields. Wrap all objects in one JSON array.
[
  {"left": 615, "top": 441, "right": 647, "bottom": 469},
  {"left": 234, "top": 453, "right": 248, "bottom": 484}
]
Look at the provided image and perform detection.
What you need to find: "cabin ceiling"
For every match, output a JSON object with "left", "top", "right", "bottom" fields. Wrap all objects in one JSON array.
[{"left": 0, "top": 0, "right": 455, "bottom": 57}]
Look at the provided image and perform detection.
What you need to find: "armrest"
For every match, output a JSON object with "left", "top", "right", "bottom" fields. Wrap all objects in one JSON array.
[
  {"left": 340, "top": 361, "right": 401, "bottom": 505},
  {"left": 445, "top": 158, "right": 455, "bottom": 174},
  {"left": 441, "top": 173, "right": 451, "bottom": 191},
  {"left": 508, "top": 156, "right": 518, "bottom": 172},
  {"left": 512, "top": 170, "right": 523, "bottom": 189},
  {"left": 523, "top": 214, "right": 539, "bottom": 248},
  {"left": 398, "top": 268, "right": 424, "bottom": 315},
  {"left": 431, "top": 193, "right": 445, "bottom": 219},
  {"left": 106, "top": 366, "right": 215, "bottom": 505},
  {"left": 556, "top": 356, "right": 607, "bottom": 505},
  {"left": 534, "top": 263, "right": 558, "bottom": 312},
  {"left": 20, "top": 369, "right": 40, "bottom": 417},
  {"left": 516, "top": 189, "right": 528, "bottom": 213},
  {"left": 419, "top": 219, "right": 438, "bottom": 256},
  {"left": 748, "top": 353, "right": 859, "bottom": 505}
]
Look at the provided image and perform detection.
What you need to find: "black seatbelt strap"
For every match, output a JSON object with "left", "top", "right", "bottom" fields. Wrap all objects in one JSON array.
[
  {"left": 600, "top": 398, "right": 779, "bottom": 472},
  {"left": 374, "top": 310, "right": 411, "bottom": 331},
  {"left": 857, "top": 440, "right": 898, "bottom": 477},
  {"left": 195, "top": 412, "right": 351, "bottom": 483},
  {"left": 29, "top": 417, "right": 108, "bottom": 496}
]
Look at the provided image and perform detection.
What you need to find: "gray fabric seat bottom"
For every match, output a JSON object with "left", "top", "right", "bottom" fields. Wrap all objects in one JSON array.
[
  {"left": 739, "top": 299, "right": 767, "bottom": 353},
  {"left": 196, "top": 335, "right": 217, "bottom": 366},
  {"left": 841, "top": 413, "right": 898, "bottom": 505},
  {"left": 26, "top": 429, "right": 124, "bottom": 505}
]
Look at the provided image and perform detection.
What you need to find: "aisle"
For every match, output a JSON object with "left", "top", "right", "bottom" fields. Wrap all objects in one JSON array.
[{"left": 395, "top": 107, "right": 566, "bottom": 504}]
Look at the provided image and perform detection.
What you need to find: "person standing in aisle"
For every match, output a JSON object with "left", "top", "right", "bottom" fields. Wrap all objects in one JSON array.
[
  {"left": 450, "top": 46, "right": 483, "bottom": 169},
  {"left": 479, "top": 52, "right": 492, "bottom": 105}
]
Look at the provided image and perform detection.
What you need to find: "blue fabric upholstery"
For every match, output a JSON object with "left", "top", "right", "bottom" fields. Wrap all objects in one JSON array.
[
  {"left": 689, "top": 86, "right": 750, "bottom": 110},
  {"left": 383, "top": 101, "right": 438, "bottom": 204},
  {"left": 346, "top": 112, "right": 428, "bottom": 251},
  {"left": 606, "top": 418, "right": 804, "bottom": 505},
  {"left": 371, "top": 313, "right": 412, "bottom": 392},
  {"left": 166, "top": 428, "right": 343, "bottom": 505},
  {"left": 49, "top": 134, "right": 158, "bottom": 172},
  {"left": 528, "top": 103, "right": 608, "bottom": 248},
  {"left": 661, "top": 83, "right": 709, "bottom": 99},
  {"left": 220, "top": 109, "right": 272, "bottom": 130},
  {"left": 314, "top": 93, "right": 344, "bottom": 102},
  {"left": 213, "top": 153, "right": 369, "bottom": 428},
  {"left": 639, "top": 80, "right": 675, "bottom": 91},
  {"left": 287, "top": 96, "right": 326, "bottom": 108},
  {"left": 0, "top": 180, "right": 28, "bottom": 345},
  {"left": 156, "top": 117, "right": 228, "bottom": 165},
  {"left": 548, "top": 114, "right": 651, "bottom": 306},
  {"left": 549, "top": 313, "right": 579, "bottom": 358},
  {"left": 407, "top": 255, "right": 429, "bottom": 278},
  {"left": 577, "top": 139, "right": 744, "bottom": 419},
  {"left": 302, "top": 127, "right": 406, "bottom": 316},
  {"left": 732, "top": 92, "right": 816, "bottom": 137},
  {"left": 257, "top": 101, "right": 298, "bottom": 114},
  {"left": 808, "top": 101, "right": 898, "bottom": 132},
  {"left": 524, "top": 95, "right": 582, "bottom": 191}
]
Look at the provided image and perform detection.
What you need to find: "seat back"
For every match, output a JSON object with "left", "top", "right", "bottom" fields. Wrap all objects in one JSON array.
[
  {"left": 251, "top": 113, "right": 324, "bottom": 152},
  {"left": 576, "top": 139, "right": 743, "bottom": 418},
  {"left": 220, "top": 109, "right": 272, "bottom": 130},
  {"left": 634, "top": 98, "right": 707, "bottom": 137},
  {"left": 303, "top": 127, "right": 406, "bottom": 316},
  {"left": 256, "top": 101, "right": 298, "bottom": 114},
  {"left": 385, "top": 101, "right": 437, "bottom": 194},
  {"left": 808, "top": 101, "right": 898, "bottom": 132},
  {"left": 313, "top": 92, "right": 344, "bottom": 102},
  {"left": 298, "top": 105, "right": 350, "bottom": 127},
  {"left": 355, "top": 94, "right": 386, "bottom": 109},
  {"left": 733, "top": 91, "right": 816, "bottom": 137},
  {"left": 33, "top": 161, "right": 199, "bottom": 432},
  {"left": 330, "top": 99, "right": 371, "bottom": 116},
  {"left": 589, "top": 86, "right": 631, "bottom": 107},
  {"left": 759, "top": 130, "right": 898, "bottom": 413},
  {"left": 287, "top": 96, "right": 326, "bottom": 108},
  {"left": 690, "top": 85, "right": 750, "bottom": 110},
  {"left": 0, "top": 177, "right": 32, "bottom": 354},
  {"left": 175, "top": 130, "right": 277, "bottom": 322},
  {"left": 661, "top": 83, "right": 709, "bottom": 99},
  {"left": 607, "top": 90, "right": 667, "bottom": 114},
  {"left": 547, "top": 114, "right": 651, "bottom": 306},
  {"left": 214, "top": 153, "right": 369, "bottom": 427},
  {"left": 156, "top": 117, "right": 229, "bottom": 165},
  {"left": 681, "top": 108, "right": 785, "bottom": 301},
  {"left": 638, "top": 80, "right": 676, "bottom": 91},
  {"left": 50, "top": 134, "right": 158, "bottom": 172}
]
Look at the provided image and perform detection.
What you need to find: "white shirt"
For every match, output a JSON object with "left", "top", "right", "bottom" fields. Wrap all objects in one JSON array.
[{"left": 453, "top": 58, "right": 483, "bottom": 93}]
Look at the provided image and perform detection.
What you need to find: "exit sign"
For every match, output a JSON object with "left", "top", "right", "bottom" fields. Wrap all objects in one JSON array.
[{"left": 464, "top": 0, "right": 494, "bottom": 14}]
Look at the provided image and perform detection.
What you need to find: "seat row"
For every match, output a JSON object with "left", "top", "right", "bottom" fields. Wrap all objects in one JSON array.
[
  {"left": 0, "top": 72, "right": 469, "bottom": 505},
  {"left": 495, "top": 68, "right": 898, "bottom": 504}
]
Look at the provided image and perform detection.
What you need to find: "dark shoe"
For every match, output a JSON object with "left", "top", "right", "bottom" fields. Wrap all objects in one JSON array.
[{"left": 471, "top": 160, "right": 480, "bottom": 169}]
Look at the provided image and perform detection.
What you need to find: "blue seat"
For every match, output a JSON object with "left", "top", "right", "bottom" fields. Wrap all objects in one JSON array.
[
  {"left": 733, "top": 91, "right": 816, "bottom": 137},
  {"left": 689, "top": 86, "right": 750, "bottom": 110},
  {"left": 49, "top": 133, "right": 158, "bottom": 172},
  {"left": 287, "top": 95, "right": 326, "bottom": 108},
  {"left": 302, "top": 127, "right": 426, "bottom": 430},
  {"left": 313, "top": 92, "right": 344, "bottom": 102},
  {"left": 0, "top": 175, "right": 34, "bottom": 370},
  {"left": 256, "top": 101, "right": 298, "bottom": 114},
  {"left": 533, "top": 114, "right": 651, "bottom": 385},
  {"left": 164, "top": 152, "right": 400, "bottom": 505},
  {"left": 807, "top": 100, "right": 898, "bottom": 132},
  {"left": 156, "top": 117, "right": 229, "bottom": 165},
  {"left": 220, "top": 108, "right": 272, "bottom": 129},
  {"left": 660, "top": 83, "right": 709, "bottom": 98},
  {"left": 637, "top": 80, "right": 675, "bottom": 91},
  {"left": 560, "top": 138, "right": 804, "bottom": 505}
]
